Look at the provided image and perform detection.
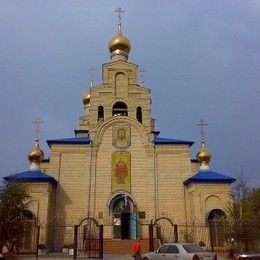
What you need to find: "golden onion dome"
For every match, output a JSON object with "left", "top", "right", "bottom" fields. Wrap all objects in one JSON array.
[
  {"left": 82, "top": 92, "right": 90, "bottom": 107},
  {"left": 108, "top": 33, "right": 131, "bottom": 54},
  {"left": 28, "top": 142, "right": 44, "bottom": 164},
  {"left": 196, "top": 147, "right": 212, "bottom": 165}
]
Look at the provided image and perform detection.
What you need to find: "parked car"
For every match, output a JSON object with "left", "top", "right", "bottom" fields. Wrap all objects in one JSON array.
[
  {"left": 233, "top": 249, "right": 260, "bottom": 260},
  {"left": 142, "top": 243, "right": 217, "bottom": 260}
]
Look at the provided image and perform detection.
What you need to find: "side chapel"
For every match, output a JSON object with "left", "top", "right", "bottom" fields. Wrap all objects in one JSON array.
[{"left": 4, "top": 9, "right": 235, "bottom": 253}]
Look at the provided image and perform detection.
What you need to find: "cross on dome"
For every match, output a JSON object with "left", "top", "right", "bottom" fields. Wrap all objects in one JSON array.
[
  {"left": 139, "top": 68, "right": 146, "bottom": 86},
  {"left": 108, "top": 7, "right": 131, "bottom": 61},
  {"left": 32, "top": 117, "right": 44, "bottom": 141},
  {"left": 115, "top": 7, "right": 125, "bottom": 33},
  {"left": 196, "top": 119, "right": 208, "bottom": 147},
  {"left": 88, "top": 66, "right": 97, "bottom": 87},
  {"left": 196, "top": 120, "right": 212, "bottom": 170}
]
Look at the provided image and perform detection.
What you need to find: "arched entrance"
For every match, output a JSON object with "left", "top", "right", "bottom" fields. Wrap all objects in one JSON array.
[
  {"left": 154, "top": 217, "right": 177, "bottom": 244},
  {"left": 21, "top": 209, "right": 37, "bottom": 251},
  {"left": 77, "top": 217, "right": 103, "bottom": 259},
  {"left": 207, "top": 209, "right": 226, "bottom": 247},
  {"left": 148, "top": 217, "right": 178, "bottom": 252},
  {"left": 109, "top": 193, "right": 136, "bottom": 239}
]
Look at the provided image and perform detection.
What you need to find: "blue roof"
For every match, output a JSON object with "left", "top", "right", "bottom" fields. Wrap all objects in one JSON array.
[
  {"left": 4, "top": 170, "right": 57, "bottom": 185},
  {"left": 47, "top": 136, "right": 193, "bottom": 147},
  {"left": 183, "top": 170, "right": 236, "bottom": 185},
  {"left": 154, "top": 137, "right": 194, "bottom": 146},
  {"left": 47, "top": 137, "right": 91, "bottom": 147}
]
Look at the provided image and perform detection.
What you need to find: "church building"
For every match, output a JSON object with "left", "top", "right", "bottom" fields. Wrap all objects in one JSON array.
[{"left": 4, "top": 9, "right": 235, "bottom": 254}]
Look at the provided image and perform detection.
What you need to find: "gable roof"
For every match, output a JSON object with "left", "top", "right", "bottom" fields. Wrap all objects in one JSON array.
[
  {"left": 183, "top": 170, "right": 236, "bottom": 186},
  {"left": 46, "top": 136, "right": 193, "bottom": 147},
  {"left": 47, "top": 137, "right": 91, "bottom": 147},
  {"left": 4, "top": 170, "right": 57, "bottom": 185},
  {"left": 154, "top": 137, "right": 194, "bottom": 146}
]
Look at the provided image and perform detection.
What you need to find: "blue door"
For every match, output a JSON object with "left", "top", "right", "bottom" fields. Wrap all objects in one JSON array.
[{"left": 130, "top": 212, "right": 137, "bottom": 239}]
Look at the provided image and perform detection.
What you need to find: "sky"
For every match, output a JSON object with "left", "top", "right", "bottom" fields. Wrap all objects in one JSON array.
[{"left": 0, "top": 1, "right": 260, "bottom": 186}]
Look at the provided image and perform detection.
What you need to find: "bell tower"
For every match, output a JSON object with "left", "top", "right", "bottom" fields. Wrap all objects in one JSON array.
[{"left": 79, "top": 8, "right": 155, "bottom": 139}]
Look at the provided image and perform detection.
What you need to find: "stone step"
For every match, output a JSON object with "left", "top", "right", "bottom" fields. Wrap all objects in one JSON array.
[{"left": 103, "top": 238, "right": 160, "bottom": 255}]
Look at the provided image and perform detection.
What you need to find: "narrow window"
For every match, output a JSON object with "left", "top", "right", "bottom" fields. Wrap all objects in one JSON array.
[
  {"left": 136, "top": 106, "right": 142, "bottom": 123},
  {"left": 98, "top": 106, "right": 104, "bottom": 122}
]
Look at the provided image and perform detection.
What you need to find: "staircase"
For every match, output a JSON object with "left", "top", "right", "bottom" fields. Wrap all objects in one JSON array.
[{"left": 103, "top": 238, "right": 160, "bottom": 255}]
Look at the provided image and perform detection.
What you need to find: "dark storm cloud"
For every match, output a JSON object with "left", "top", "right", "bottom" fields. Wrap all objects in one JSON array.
[{"left": 0, "top": 0, "right": 259, "bottom": 185}]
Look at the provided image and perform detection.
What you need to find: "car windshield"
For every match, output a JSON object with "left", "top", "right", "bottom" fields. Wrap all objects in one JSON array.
[{"left": 183, "top": 244, "right": 206, "bottom": 253}]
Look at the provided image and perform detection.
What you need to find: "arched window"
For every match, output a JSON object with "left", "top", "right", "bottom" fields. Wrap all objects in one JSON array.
[
  {"left": 98, "top": 106, "right": 104, "bottom": 122},
  {"left": 136, "top": 106, "right": 142, "bottom": 123},
  {"left": 112, "top": 102, "right": 128, "bottom": 116}
]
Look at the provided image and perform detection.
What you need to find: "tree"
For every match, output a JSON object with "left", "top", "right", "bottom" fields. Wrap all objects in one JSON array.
[
  {"left": 0, "top": 180, "right": 31, "bottom": 252},
  {"left": 224, "top": 173, "right": 260, "bottom": 251},
  {"left": 247, "top": 187, "right": 260, "bottom": 217}
]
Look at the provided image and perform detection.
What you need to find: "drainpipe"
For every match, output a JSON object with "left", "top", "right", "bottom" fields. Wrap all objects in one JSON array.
[
  {"left": 87, "top": 140, "right": 92, "bottom": 217},
  {"left": 183, "top": 185, "right": 188, "bottom": 236},
  {"left": 153, "top": 142, "right": 157, "bottom": 220}
]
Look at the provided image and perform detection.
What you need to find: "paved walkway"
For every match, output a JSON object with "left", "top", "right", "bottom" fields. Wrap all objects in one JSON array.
[
  {"left": 15, "top": 252, "right": 226, "bottom": 260},
  {"left": 17, "top": 254, "right": 134, "bottom": 260}
]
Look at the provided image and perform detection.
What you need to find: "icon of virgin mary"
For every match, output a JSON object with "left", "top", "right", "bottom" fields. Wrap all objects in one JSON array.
[{"left": 115, "top": 161, "right": 128, "bottom": 184}]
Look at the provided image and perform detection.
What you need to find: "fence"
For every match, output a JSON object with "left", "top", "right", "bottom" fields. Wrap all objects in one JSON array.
[{"left": 17, "top": 222, "right": 260, "bottom": 258}]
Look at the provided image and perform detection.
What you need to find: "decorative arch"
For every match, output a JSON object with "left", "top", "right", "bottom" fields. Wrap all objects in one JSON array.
[
  {"left": 154, "top": 217, "right": 174, "bottom": 227},
  {"left": 93, "top": 116, "right": 151, "bottom": 152},
  {"left": 205, "top": 195, "right": 222, "bottom": 203},
  {"left": 79, "top": 217, "right": 99, "bottom": 227},
  {"left": 205, "top": 195, "right": 222, "bottom": 213},
  {"left": 153, "top": 217, "right": 177, "bottom": 244},
  {"left": 107, "top": 191, "right": 136, "bottom": 209}
]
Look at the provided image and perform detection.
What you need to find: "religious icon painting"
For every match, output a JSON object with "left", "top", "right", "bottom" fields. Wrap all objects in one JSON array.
[
  {"left": 112, "top": 125, "right": 131, "bottom": 149},
  {"left": 111, "top": 151, "right": 131, "bottom": 193}
]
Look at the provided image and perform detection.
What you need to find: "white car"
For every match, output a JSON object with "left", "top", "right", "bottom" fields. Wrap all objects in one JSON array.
[{"left": 142, "top": 243, "right": 218, "bottom": 260}]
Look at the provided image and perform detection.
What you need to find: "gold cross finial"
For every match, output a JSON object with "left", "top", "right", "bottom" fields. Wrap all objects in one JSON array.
[
  {"left": 32, "top": 117, "right": 44, "bottom": 141},
  {"left": 196, "top": 119, "right": 208, "bottom": 146},
  {"left": 88, "top": 66, "right": 97, "bottom": 87},
  {"left": 115, "top": 7, "right": 124, "bottom": 33},
  {"left": 139, "top": 68, "right": 146, "bottom": 86}
]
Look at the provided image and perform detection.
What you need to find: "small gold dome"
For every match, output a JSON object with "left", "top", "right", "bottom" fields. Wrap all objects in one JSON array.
[
  {"left": 108, "top": 33, "right": 131, "bottom": 54},
  {"left": 82, "top": 92, "right": 90, "bottom": 107},
  {"left": 28, "top": 143, "right": 44, "bottom": 164},
  {"left": 196, "top": 147, "right": 212, "bottom": 165}
]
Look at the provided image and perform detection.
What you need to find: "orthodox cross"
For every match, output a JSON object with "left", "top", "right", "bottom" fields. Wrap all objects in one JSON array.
[
  {"left": 88, "top": 66, "right": 96, "bottom": 87},
  {"left": 115, "top": 7, "right": 124, "bottom": 33},
  {"left": 139, "top": 68, "right": 146, "bottom": 86},
  {"left": 32, "top": 117, "right": 44, "bottom": 141},
  {"left": 196, "top": 119, "right": 208, "bottom": 145}
]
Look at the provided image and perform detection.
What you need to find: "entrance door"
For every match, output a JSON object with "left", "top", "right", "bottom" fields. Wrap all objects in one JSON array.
[
  {"left": 121, "top": 213, "right": 130, "bottom": 239},
  {"left": 208, "top": 209, "right": 226, "bottom": 247},
  {"left": 130, "top": 212, "right": 137, "bottom": 239},
  {"left": 112, "top": 195, "right": 137, "bottom": 240}
]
